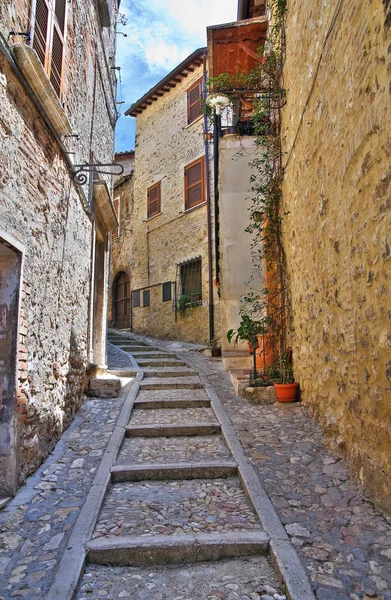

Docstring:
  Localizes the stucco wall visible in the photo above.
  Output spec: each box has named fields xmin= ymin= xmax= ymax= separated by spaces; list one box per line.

xmin=130 ymin=64 xmax=219 ymax=344
xmin=281 ymin=0 xmax=391 ymax=514
xmin=0 ymin=0 xmax=117 ymax=488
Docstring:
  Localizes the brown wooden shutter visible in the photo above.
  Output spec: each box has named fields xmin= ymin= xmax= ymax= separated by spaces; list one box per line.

xmin=187 ymin=79 xmax=203 ymax=124
xmin=185 ymin=158 xmax=205 ymax=209
xmin=33 ymin=0 xmax=49 ymax=67
xmin=147 ymin=182 xmax=161 ymax=218
xmin=50 ymin=0 xmax=66 ymax=97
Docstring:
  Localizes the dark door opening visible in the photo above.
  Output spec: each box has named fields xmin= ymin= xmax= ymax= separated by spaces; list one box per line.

xmin=114 ymin=272 xmax=131 ymax=329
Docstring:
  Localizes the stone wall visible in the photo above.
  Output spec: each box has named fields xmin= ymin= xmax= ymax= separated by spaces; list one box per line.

xmin=281 ymin=0 xmax=391 ymax=514
xmin=130 ymin=64 xmax=219 ymax=344
xmin=0 ymin=0 xmax=118 ymax=490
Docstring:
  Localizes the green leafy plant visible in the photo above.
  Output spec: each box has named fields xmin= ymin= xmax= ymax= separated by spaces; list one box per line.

xmin=269 ymin=349 xmax=295 ymax=384
xmin=177 ymin=292 xmax=201 ymax=316
xmin=208 ymin=338 xmax=221 ymax=349
xmin=227 ymin=314 xmax=267 ymax=347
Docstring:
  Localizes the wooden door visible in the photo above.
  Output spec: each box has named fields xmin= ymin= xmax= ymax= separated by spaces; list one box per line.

xmin=114 ymin=272 xmax=130 ymax=329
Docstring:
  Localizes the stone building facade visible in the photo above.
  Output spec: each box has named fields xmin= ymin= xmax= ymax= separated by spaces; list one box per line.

xmin=109 ymin=151 xmax=134 ymax=329
xmin=0 ymin=0 xmax=119 ymax=497
xmin=280 ymin=0 xmax=391 ymax=514
xmin=125 ymin=50 xmax=220 ymax=344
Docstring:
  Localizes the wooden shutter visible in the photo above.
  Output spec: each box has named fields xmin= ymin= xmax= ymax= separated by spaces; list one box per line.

xmin=162 ymin=282 xmax=172 ymax=302
xmin=147 ymin=182 xmax=161 ymax=218
xmin=50 ymin=0 xmax=66 ymax=97
xmin=112 ymin=198 xmax=120 ymax=239
xmin=185 ymin=158 xmax=205 ymax=209
xmin=32 ymin=0 xmax=49 ymax=67
xmin=31 ymin=0 xmax=66 ymax=98
xmin=187 ymin=79 xmax=203 ymax=124
xmin=143 ymin=289 xmax=150 ymax=307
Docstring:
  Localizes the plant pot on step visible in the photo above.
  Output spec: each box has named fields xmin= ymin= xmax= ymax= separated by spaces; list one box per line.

xmin=274 ymin=382 xmax=299 ymax=402
xmin=211 ymin=347 xmax=221 ymax=357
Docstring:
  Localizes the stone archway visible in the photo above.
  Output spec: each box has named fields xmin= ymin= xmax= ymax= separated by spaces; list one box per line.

xmin=113 ymin=271 xmax=131 ymax=329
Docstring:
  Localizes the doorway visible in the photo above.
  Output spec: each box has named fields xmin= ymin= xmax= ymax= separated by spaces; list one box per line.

xmin=114 ymin=272 xmax=131 ymax=329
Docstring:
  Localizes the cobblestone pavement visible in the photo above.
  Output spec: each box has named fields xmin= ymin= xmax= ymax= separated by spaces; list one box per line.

xmin=92 ymin=478 xmax=261 ymax=539
xmin=115 ymin=436 xmax=232 ymax=465
xmin=129 ymin=407 xmax=218 ymax=425
xmin=75 ymin=557 xmax=282 ymax=600
xmin=0 ymin=345 xmax=127 ymax=600
xmin=141 ymin=337 xmax=391 ymax=600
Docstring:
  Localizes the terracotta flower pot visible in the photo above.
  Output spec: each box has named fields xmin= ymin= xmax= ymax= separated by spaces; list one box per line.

xmin=274 ymin=382 xmax=299 ymax=402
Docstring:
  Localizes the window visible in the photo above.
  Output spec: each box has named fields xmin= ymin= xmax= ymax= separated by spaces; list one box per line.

xmin=143 ymin=289 xmax=150 ymax=307
xmin=112 ymin=197 xmax=120 ymax=239
xmin=31 ymin=0 xmax=66 ymax=98
xmin=180 ymin=258 xmax=202 ymax=302
xmin=184 ymin=157 xmax=205 ymax=210
xmin=133 ymin=289 xmax=140 ymax=308
xmin=162 ymin=282 xmax=172 ymax=302
xmin=147 ymin=182 xmax=161 ymax=218
xmin=187 ymin=79 xmax=203 ymax=124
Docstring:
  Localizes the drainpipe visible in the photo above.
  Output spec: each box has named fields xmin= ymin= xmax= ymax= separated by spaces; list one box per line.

xmin=213 ymin=111 xmax=221 ymax=293
xmin=203 ymin=50 xmax=214 ymax=341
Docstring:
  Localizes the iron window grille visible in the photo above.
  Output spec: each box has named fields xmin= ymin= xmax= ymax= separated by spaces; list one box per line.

xmin=180 ymin=258 xmax=202 ymax=306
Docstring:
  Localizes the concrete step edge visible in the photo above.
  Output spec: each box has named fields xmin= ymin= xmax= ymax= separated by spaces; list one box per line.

xmin=110 ymin=461 xmax=238 ymax=481
xmin=86 ymin=531 xmax=270 ymax=566
xmin=139 ymin=382 xmax=204 ymax=390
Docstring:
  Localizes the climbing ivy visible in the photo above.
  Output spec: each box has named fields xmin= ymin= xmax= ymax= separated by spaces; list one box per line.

xmin=208 ymin=0 xmax=288 ymax=355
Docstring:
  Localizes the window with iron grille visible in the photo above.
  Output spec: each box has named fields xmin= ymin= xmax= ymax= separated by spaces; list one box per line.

xmin=162 ymin=282 xmax=172 ymax=302
xmin=133 ymin=289 xmax=140 ymax=308
xmin=30 ymin=0 xmax=67 ymax=98
xmin=147 ymin=182 xmax=161 ymax=218
xmin=184 ymin=157 xmax=205 ymax=210
xmin=143 ymin=289 xmax=150 ymax=307
xmin=180 ymin=258 xmax=202 ymax=304
xmin=187 ymin=79 xmax=203 ymax=124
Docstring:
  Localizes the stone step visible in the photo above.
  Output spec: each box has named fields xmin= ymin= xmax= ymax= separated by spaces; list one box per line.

xmin=86 ymin=531 xmax=269 ymax=566
xmin=125 ymin=423 xmax=221 ymax=437
xmin=129 ymin=407 xmax=217 ymax=426
xmin=143 ymin=368 xmax=197 ymax=378
xmin=133 ymin=352 xmax=177 ymax=359
xmin=134 ymin=398 xmax=211 ymax=409
xmin=136 ymin=359 xmax=187 ymax=367
xmin=115 ymin=436 xmax=232 ymax=466
xmin=91 ymin=477 xmax=262 ymax=542
xmin=120 ymin=346 xmax=160 ymax=352
xmin=139 ymin=379 xmax=203 ymax=390
xmin=108 ymin=369 xmax=138 ymax=377
xmin=110 ymin=461 xmax=238 ymax=482
xmin=136 ymin=389 xmax=209 ymax=401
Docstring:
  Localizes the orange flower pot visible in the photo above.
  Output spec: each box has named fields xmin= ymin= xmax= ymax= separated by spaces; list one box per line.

xmin=274 ymin=382 xmax=299 ymax=402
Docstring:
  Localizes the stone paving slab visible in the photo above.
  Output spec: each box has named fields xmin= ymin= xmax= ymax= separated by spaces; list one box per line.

xmin=129 ymin=407 xmax=218 ymax=425
xmin=75 ymin=555 xmax=283 ymax=599
xmin=115 ymin=436 xmax=233 ymax=466
xmin=92 ymin=478 xmax=261 ymax=539
xmin=136 ymin=358 xmax=187 ymax=366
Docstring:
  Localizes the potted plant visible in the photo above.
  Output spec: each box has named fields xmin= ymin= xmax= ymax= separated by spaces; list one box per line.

xmin=271 ymin=349 xmax=299 ymax=402
xmin=208 ymin=338 xmax=221 ymax=357
xmin=227 ymin=314 xmax=265 ymax=352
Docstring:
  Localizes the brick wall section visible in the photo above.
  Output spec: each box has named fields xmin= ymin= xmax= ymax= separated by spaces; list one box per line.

xmin=281 ymin=0 xmax=391 ymax=514
xmin=0 ymin=1 xmax=118 ymax=486
xmin=130 ymin=64 xmax=219 ymax=344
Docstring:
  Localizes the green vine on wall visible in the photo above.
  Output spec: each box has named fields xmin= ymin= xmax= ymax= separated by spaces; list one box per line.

xmin=208 ymin=0 xmax=288 ymax=355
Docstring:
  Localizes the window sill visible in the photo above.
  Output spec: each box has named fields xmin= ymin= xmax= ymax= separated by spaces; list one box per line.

xmin=12 ymin=44 xmax=71 ymax=137
xmin=183 ymin=201 xmax=207 ymax=214
xmin=145 ymin=211 xmax=162 ymax=222
xmin=185 ymin=114 xmax=204 ymax=129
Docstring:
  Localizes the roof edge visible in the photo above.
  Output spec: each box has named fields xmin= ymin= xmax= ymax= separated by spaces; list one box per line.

xmin=125 ymin=47 xmax=206 ymax=117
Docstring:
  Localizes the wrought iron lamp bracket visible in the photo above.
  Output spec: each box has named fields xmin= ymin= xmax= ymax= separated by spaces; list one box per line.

xmin=72 ymin=163 xmax=124 ymax=186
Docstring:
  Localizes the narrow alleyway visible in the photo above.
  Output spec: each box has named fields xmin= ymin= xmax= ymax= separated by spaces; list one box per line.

xmin=0 ymin=332 xmax=390 ymax=600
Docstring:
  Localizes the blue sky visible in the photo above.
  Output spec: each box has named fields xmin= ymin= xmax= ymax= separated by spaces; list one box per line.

xmin=115 ymin=0 xmax=238 ymax=152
